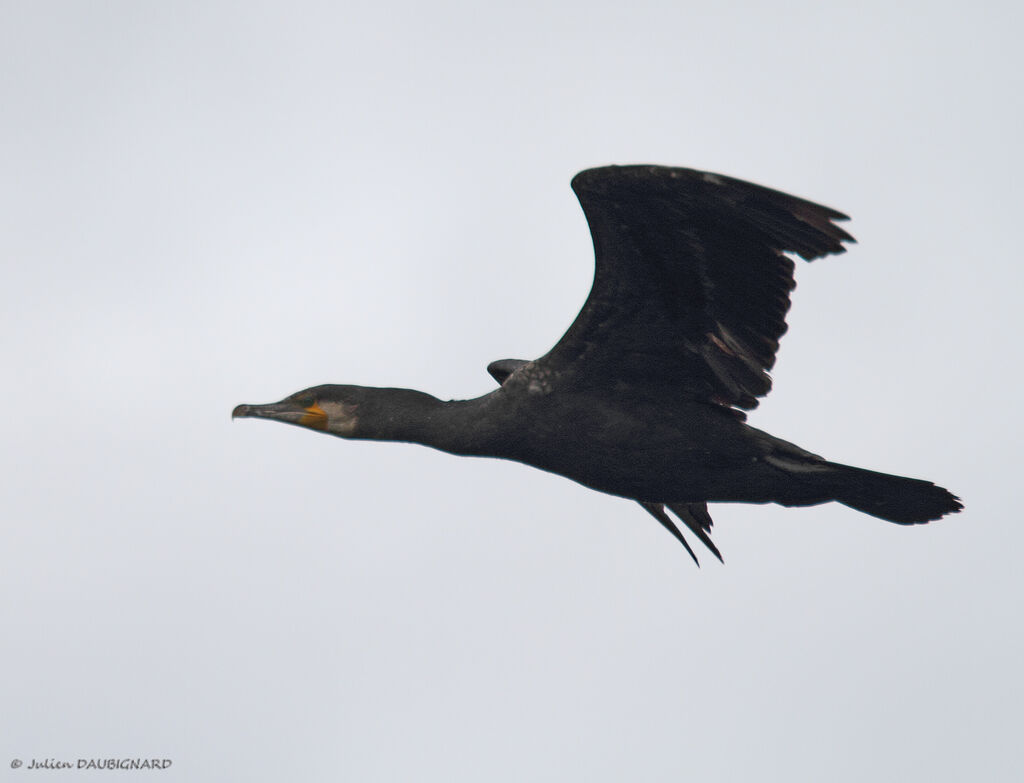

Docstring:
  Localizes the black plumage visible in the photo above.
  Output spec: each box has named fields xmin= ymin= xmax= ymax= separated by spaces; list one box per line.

xmin=233 ymin=165 xmax=961 ymax=564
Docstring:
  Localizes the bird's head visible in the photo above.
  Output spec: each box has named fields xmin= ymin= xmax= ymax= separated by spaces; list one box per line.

xmin=232 ymin=384 xmax=362 ymax=438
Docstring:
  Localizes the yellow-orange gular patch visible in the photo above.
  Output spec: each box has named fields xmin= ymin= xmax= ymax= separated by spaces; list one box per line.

xmin=298 ymin=402 xmax=329 ymax=430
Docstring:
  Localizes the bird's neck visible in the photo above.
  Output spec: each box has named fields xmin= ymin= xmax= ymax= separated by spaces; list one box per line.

xmin=352 ymin=388 xmax=505 ymax=457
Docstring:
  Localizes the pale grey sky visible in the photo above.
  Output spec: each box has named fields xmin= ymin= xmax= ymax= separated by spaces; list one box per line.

xmin=2 ymin=2 xmax=1021 ymax=781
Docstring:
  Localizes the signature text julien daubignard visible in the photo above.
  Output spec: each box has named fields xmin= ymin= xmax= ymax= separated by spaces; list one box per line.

xmin=26 ymin=758 xmax=172 ymax=770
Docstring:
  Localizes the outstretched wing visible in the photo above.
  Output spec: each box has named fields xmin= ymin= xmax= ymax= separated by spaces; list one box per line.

xmin=538 ymin=165 xmax=854 ymax=411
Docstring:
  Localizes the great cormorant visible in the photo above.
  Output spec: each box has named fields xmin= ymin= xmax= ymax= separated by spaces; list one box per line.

xmin=233 ymin=165 xmax=961 ymax=564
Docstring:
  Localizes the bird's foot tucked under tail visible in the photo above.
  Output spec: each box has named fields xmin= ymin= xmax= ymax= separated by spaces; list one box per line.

xmin=639 ymin=501 xmax=723 ymax=565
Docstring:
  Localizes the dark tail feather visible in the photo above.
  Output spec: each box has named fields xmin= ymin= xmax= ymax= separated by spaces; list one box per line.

xmin=816 ymin=462 xmax=962 ymax=524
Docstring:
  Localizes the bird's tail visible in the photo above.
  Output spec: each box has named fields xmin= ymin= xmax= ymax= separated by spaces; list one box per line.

xmin=767 ymin=456 xmax=962 ymax=524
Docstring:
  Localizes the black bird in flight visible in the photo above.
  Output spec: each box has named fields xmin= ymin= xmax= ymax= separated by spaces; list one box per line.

xmin=234 ymin=165 xmax=961 ymax=564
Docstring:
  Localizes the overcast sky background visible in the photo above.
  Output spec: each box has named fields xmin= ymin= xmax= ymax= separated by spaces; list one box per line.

xmin=2 ymin=2 xmax=1021 ymax=781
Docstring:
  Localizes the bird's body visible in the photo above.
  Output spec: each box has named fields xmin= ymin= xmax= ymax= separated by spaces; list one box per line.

xmin=320 ymin=381 xmax=768 ymax=500
xmin=234 ymin=165 xmax=961 ymax=563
